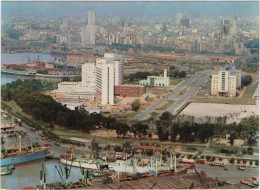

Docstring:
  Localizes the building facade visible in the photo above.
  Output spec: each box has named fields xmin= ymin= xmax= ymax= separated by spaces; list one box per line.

xmin=96 ymin=53 xmax=123 ymax=105
xmin=211 ymin=70 xmax=237 ymax=97
xmin=139 ymin=69 xmax=170 ymax=87
xmin=115 ymin=85 xmax=146 ymax=97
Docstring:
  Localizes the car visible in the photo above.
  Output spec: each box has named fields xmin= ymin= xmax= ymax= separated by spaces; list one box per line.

xmin=54 ymin=142 xmax=60 ymax=146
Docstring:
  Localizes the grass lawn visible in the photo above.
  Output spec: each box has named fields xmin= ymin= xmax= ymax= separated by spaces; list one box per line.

xmin=170 ymin=78 xmax=183 ymax=85
xmin=156 ymin=100 xmax=175 ymax=110
xmin=242 ymin=82 xmax=258 ymax=99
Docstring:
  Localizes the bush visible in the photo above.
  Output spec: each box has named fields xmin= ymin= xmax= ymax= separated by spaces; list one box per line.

xmin=114 ymin=145 xmax=123 ymax=152
xmin=229 ymin=157 xmax=235 ymax=164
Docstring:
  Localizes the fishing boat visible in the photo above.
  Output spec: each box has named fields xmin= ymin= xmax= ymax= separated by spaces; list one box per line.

xmin=1 ymin=135 xmax=49 ymax=166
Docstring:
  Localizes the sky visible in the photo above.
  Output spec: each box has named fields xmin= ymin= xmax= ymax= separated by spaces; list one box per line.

xmin=2 ymin=1 xmax=259 ymax=18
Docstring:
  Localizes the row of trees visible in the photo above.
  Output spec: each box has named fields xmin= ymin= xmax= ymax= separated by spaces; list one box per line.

xmin=1 ymin=79 xmax=117 ymax=133
xmin=156 ymin=112 xmax=258 ymax=146
xmin=124 ymin=71 xmax=160 ymax=82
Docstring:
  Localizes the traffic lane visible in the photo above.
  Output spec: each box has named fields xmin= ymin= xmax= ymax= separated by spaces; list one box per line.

xmin=134 ymin=73 xmax=204 ymax=120
xmin=195 ymin=164 xmax=259 ymax=183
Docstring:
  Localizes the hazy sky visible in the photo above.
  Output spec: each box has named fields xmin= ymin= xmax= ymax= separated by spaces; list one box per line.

xmin=2 ymin=1 xmax=259 ymax=18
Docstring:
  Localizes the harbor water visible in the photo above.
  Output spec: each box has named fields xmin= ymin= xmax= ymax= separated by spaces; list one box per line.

xmin=1 ymin=53 xmax=63 ymax=65
xmin=1 ymin=159 xmax=82 ymax=189
xmin=1 ymin=53 xmax=65 ymax=85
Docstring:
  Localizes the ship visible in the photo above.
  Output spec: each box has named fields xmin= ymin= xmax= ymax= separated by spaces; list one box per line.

xmin=1 ymin=135 xmax=49 ymax=167
xmin=1 ymin=66 xmax=36 ymax=78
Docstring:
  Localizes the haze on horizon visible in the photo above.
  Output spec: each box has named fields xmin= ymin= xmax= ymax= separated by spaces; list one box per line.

xmin=2 ymin=1 xmax=259 ymax=18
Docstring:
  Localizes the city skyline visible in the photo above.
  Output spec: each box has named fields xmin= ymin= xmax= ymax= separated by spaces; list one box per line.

xmin=2 ymin=1 xmax=259 ymax=18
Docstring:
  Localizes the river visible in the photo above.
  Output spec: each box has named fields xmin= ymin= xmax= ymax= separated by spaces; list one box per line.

xmin=1 ymin=53 xmax=64 ymax=85
xmin=1 ymin=159 xmax=82 ymax=189
xmin=1 ymin=53 xmax=63 ymax=65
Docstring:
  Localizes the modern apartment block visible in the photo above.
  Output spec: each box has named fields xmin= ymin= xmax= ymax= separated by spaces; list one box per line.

xmin=96 ymin=53 xmax=123 ymax=105
xmin=234 ymin=70 xmax=242 ymax=89
xmin=211 ymin=70 xmax=237 ymax=97
xmin=56 ymin=62 xmax=96 ymax=99
xmin=55 ymin=53 xmax=123 ymax=105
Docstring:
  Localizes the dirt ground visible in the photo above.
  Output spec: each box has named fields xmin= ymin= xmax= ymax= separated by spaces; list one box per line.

xmin=181 ymin=103 xmax=257 ymax=124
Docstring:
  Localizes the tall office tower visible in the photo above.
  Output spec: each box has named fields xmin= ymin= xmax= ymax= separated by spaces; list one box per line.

xmin=175 ymin=13 xmax=183 ymax=28
xmin=221 ymin=19 xmax=230 ymax=36
xmin=181 ymin=18 xmax=190 ymax=28
xmin=82 ymin=10 xmax=96 ymax=46
xmin=211 ymin=71 xmax=236 ymax=97
xmin=229 ymin=17 xmax=238 ymax=36
xmin=88 ymin=10 xmax=95 ymax=25
xmin=96 ymin=53 xmax=123 ymax=105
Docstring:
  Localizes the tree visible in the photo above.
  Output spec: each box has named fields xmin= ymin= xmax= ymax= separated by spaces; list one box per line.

xmin=159 ymin=111 xmax=173 ymax=121
xmin=114 ymin=145 xmax=123 ymax=152
xmin=148 ymin=132 xmax=152 ymax=139
xmin=170 ymin=122 xmax=179 ymax=142
xmin=115 ymin=123 xmax=130 ymax=137
xmin=179 ymin=71 xmax=186 ymax=78
xmin=131 ymin=100 xmax=140 ymax=111
xmin=229 ymin=133 xmax=236 ymax=146
xmin=156 ymin=120 xmax=170 ymax=141
xmin=206 ymin=156 xmax=211 ymax=161
xmin=62 ymin=77 xmax=70 ymax=82
xmin=73 ymin=75 xmax=82 ymax=82
xmin=130 ymin=122 xmax=149 ymax=139
xmin=175 ymin=153 xmax=180 ymax=158
xmin=241 ymin=75 xmax=252 ymax=86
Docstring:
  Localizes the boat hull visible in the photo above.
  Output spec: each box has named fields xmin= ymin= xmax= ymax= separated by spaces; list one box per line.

xmin=60 ymin=158 xmax=101 ymax=170
xmin=1 ymin=148 xmax=49 ymax=166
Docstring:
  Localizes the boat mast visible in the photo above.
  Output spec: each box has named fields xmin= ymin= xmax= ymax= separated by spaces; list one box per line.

xmin=18 ymin=136 xmax=22 ymax=153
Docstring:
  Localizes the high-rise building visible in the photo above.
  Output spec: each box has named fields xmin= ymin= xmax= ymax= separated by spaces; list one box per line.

xmin=211 ymin=70 xmax=236 ymax=97
xmin=181 ymin=18 xmax=190 ymax=28
xmin=81 ymin=10 xmax=96 ymax=46
xmin=96 ymin=53 xmax=123 ymax=105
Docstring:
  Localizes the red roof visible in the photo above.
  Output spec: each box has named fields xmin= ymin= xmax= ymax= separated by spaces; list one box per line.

xmin=135 ymin=145 xmax=166 ymax=151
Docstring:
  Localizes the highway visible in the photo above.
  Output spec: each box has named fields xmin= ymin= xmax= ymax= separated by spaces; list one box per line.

xmin=133 ymin=71 xmax=210 ymax=121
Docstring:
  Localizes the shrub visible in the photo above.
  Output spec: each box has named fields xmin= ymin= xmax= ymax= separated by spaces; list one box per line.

xmin=229 ymin=157 xmax=235 ymax=164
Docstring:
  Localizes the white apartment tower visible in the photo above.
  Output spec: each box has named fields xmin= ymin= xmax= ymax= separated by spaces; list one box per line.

xmin=81 ymin=62 xmax=96 ymax=94
xmin=211 ymin=70 xmax=236 ymax=97
xmin=96 ymin=53 xmax=123 ymax=105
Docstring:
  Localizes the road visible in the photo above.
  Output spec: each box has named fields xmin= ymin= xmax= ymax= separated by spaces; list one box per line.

xmin=14 ymin=125 xmax=92 ymax=159
xmin=133 ymin=71 xmax=210 ymax=121
xmin=195 ymin=164 xmax=258 ymax=183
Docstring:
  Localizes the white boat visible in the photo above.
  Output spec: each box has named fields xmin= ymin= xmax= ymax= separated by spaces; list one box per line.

xmin=60 ymin=157 xmax=108 ymax=170
xmin=108 ymin=159 xmax=174 ymax=174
